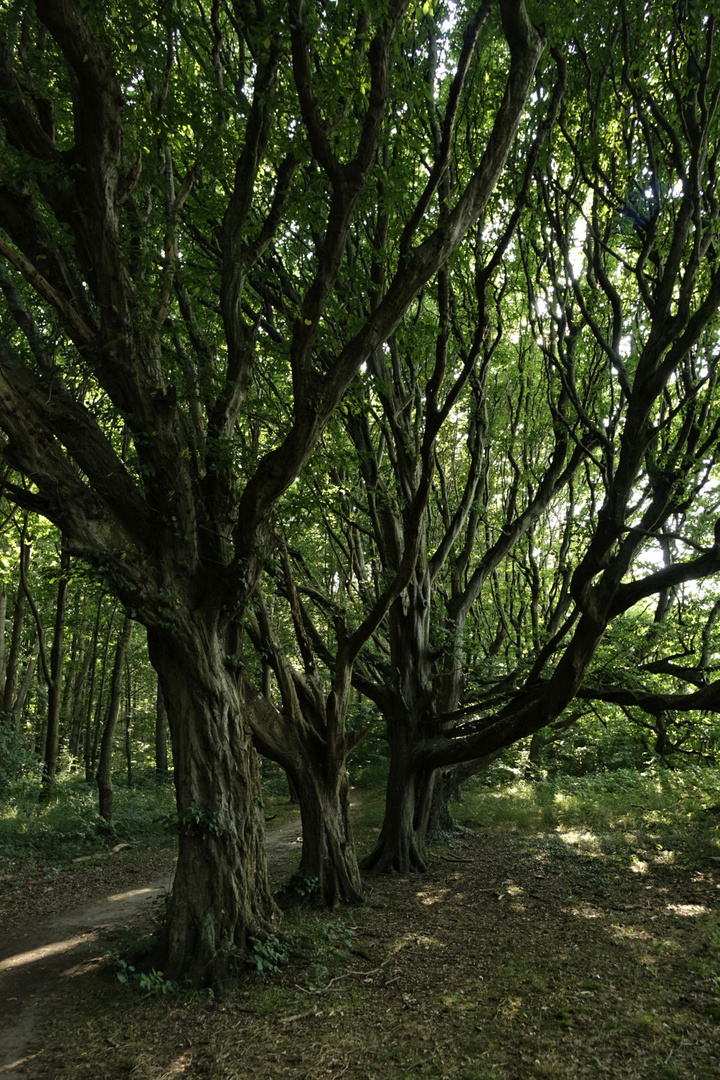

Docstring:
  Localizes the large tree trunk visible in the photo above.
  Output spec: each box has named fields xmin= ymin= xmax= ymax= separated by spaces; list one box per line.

xmin=427 ymin=755 xmax=501 ymax=836
xmin=427 ymin=768 xmax=461 ymax=838
xmin=147 ymin=621 xmax=278 ymax=988
xmin=284 ymin=759 xmax=362 ymax=906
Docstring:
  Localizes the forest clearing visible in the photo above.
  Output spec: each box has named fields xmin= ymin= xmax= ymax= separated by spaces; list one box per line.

xmin=1 ymin=766 xmax=719 ymax=1079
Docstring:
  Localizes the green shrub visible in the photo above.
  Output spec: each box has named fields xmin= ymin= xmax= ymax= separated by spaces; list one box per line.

xmin=0 ymin=727 xmax=40 ymax=797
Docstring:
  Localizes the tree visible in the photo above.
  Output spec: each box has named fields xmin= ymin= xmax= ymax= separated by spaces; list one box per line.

xmin=370 ymin=0 xmax=720 ymax=864
xmin=0 ymin=0 xmax=544 ymax=984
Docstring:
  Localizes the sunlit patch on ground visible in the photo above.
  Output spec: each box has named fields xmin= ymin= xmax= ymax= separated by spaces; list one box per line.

xmin=0 ymin=933 xmax=95 ymax=973
xmin=6 ymin=779 xmax=720 ymax=1080
xmin=396 ymin=932 xmax=446 ymax=951
xmin=610 ymin=923 xmax=654 ymax=940
xmin=555 ymin=827 xmax=603 ymax=853
xmin=414 ymin=887 xmax=450 ymax=906
xmin=166 ymin=1051 xmax=193 ymax=1074
xmin=492 ymin=879 xmax=520 ymax=895
xmin=566 ymin=902 xmax=605 ymax=920
xmin=665 ymin=903 xmax=710 ymax=917
xmin=651 ymin=848 xmax=675 ymax=865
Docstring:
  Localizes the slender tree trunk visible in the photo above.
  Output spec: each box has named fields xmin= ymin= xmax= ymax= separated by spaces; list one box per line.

xmin=61 ymin=594 xmax=86 ymax=750
xmin=88 ymin=601 xmax=117 ymax=778
xmin=67 ymin=647 xmax=90 ymax=763
xmin=147 ymin=621 xmax=278 ymax=988
xmin=34 ymin=680 xmax=48 ymax=750
xmin=124 ymin=654 xmax=133 ymax=787
xmin=0 ymin=583 xmax=7 ymax=704
xmin=155 ymin=679 xmax=169 ymax=777
xmin=528 ymin=729 xmax=544 ymax=764
xmin=42 ymin=545 xmax=70 ymax=792
xmin=82 ymin=596 xmax=105 ymax=780
xmin=90 ymin=686 xmax=105 ymax=777
xmin=3 ymin=542 xmax=30 ymax=722
xmin=13 ymin=636 xmax=39 ymax=730
xmin=96 ymin=615 xmax=132 ymax=822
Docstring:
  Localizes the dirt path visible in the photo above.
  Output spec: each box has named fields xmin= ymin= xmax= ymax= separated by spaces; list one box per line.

xmin=0 ymin=814 xmax=304 ymax=1078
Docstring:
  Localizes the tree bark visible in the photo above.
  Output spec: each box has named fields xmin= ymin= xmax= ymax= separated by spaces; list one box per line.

xmin=124 ymin=654 xmax=132 ymax=787
xmin=0 ymin=583 xmax=6 ymax=702
xmin=283 ymin=758 xmax=362 ymax=906
xmin=363 ymin=761 xmax=431 ymax=874
xmin=427 ymin=769 xmax=462 ymax=838
xmin=147 ymin=621 xmax=278 ymax=988
xmin=12 ymin=636 xmax=38 ymax=728
xmin=246 ymin=577 xmax=366 ymax=907
xmin=67 ymin=646 xmax=90 ymax=764
xmin=362 ymin=579 xmax=437 ymax=874
xmin=155 ymin=678 xmax=169 ymax=778
xmin=87 ymin=600 xmax=116 ymax=779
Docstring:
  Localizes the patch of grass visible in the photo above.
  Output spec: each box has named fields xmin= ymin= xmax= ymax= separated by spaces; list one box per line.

xmin=456 ymin=763 xmax=720 ymax=843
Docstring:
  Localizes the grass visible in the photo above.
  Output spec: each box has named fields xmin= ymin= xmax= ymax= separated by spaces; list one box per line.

xmin=456 ymin=762 xmax=720 ymax=836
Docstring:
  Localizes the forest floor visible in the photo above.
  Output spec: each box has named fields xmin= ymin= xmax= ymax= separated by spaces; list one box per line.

xmin=1 ymin=792 xmax=719 ymax=1079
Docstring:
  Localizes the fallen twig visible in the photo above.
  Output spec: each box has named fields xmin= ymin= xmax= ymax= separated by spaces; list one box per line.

xmin=279 ymin=1006 xmax=322 ymax=1023
xmin=297 ymin=954 xmax=395 ymax=995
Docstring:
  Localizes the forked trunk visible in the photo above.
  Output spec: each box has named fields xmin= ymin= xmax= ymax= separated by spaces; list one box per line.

xmin=286 ymin=762 xmax=363 ymax=906
xmin=148 ymin=623 xmax=278 ymax=988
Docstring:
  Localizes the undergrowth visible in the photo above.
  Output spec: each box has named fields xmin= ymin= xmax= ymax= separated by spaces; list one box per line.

xmin=0 ymin=766 xmax=176 ymax=865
